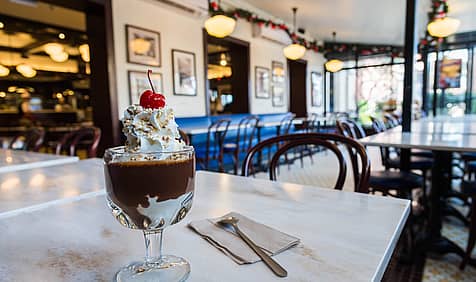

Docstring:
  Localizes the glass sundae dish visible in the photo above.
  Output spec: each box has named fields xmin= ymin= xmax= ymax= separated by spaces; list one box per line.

xmin=104 ymin=70 xmax=195 ymax=281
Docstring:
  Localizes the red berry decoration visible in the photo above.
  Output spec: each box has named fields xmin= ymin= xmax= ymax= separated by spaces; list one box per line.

xmin=139 ymin=70 xmax=166 ymax=109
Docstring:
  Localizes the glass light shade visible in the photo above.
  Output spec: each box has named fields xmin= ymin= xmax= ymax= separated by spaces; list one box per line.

xmin=427 ymin=17 xmax=460 ymax=38
xmin=131 ymin=38 xmax=151 ymax=54
xmin=50 ymin=51 xmax=69 ymax=62
xmin=0 ymin=65 xmax=9 ymax=77
xmin=283 ymin=44 xmax=306 ymax=60
xmin=79 ymin=44 xmax=90 ymax=62
xmin=44 ymin=43 xmax=64 ymax=55
xmin=325 ymin=59 xmax=344 ymax=73
xmin=16 ymin=64 xmax=37 ymax=78
xmin=205 ymin=15 xmax=236 ymax=38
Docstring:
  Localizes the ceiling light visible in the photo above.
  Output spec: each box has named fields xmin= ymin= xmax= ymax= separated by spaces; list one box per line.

xmin=50 ymin=51 xmax=69 ymax=62
xmin=58 ymin=33 xmax=66 ymax=39
xmin=0 ymin=92 xmax=5 ymax=98
xmin=205 ymin=15 xmax=236 ymax=38
xmin=0 ymin=22 xmax=4 ymax=29
xmin=44 ymin=43 xmax=64 ymax=55
xmin=0 ymin=65 xmax=9 ymax=77
xmin=79 ymin=44 xmax=90 ymax=62
xmin=283 ymin=7 xmax=306 ymax=60
xmin=284 ymin=44 xmax=306 ymax=60
xmin=427 ymin=17 xmax=460 ymax=38
xmin=325 ymin=59 xmax=344 ymax=73
xmin=204 ymin=2 xmax=236 ymax=39
xmin=219 ymin=53 xmax=227 ymax=66
xmin=16 ymin=64 xmax=37 ymax=78
xmin=325 ymin=32 xmax=343 ymax=73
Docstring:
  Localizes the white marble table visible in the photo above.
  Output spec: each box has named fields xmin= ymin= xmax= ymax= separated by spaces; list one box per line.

xmin=387 ymin=115 xmax=476 ymax=135
xmin=0 ymin=171 xmax=409 ymax=281
xmin=0 ymin=158 xmax=104 ymax=217
xmin=0 ymin=149 xmax=79 ymax=173
xmin=360 ymin=129 xmax=475 ymax=262
xmin=359 ymin=131 xmax=476 ymax=152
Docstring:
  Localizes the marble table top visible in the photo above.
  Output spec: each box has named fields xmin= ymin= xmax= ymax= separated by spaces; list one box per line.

xmin=0 ymin=171 xmax=409 ymax=281
xmin=0 ymin=149 xmax=79 ymax=173
xmin=360 ymin=131 xmax=476 ymax=152
xmin=0 ymin=158 xmax=104 ymax=217
xmin=387 ymin=118 xmax=476 ymax=135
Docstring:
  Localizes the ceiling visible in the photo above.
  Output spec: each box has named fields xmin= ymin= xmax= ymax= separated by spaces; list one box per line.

xmin=0 ymin=0 xmax=85 ymax=31
xmin=242 ymin=0 xmax=476 ymax=45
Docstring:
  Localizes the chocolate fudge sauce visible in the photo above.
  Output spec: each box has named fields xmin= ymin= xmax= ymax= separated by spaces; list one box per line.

xmin=105 ymin=157 xmax=195 ymax=229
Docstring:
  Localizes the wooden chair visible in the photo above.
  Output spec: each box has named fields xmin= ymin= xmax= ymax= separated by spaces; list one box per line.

xmin=196 ymin=119 xmax=231 ymax=172
xmin=223 ymin=115 xmax=260 ymax=175
xmin=8 ymin=127 xmax=45 ymax=152
xmin=336 ymin=119 xmax=422 ymax=197
xmin=55 ymin=127 xmax=101 ymax=158
xmin=460 ymin=180 xmax=476 ymax=269
xmin=178 ymin=129 xmax=190 ymax=145
xmin=242 ymin=133 xmax=370 ymax=193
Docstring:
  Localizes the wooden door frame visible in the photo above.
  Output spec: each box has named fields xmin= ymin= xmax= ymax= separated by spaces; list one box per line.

xmin=203 ymin=31 xmax=251 ymax=115
xmin=40 ymin=0 xmax=120 ymax=154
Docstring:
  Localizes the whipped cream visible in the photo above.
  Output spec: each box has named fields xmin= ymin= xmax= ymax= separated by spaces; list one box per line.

xmin=122 ymin=104 xmax=185 ymax=152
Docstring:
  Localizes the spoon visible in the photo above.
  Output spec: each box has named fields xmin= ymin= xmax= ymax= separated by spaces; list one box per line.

xmin=217 ymin=216 xmax=288 ymax=277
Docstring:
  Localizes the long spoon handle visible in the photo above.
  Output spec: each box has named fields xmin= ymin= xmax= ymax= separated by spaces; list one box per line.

xmin=234 ymin=225 xmax=287 ymax=277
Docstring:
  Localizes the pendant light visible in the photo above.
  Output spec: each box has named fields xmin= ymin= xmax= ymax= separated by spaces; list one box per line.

xmin=16 ymin=63 xmax=36 ymax=78
xmin=325 ymin=32 xmax=343 ymax=73
xmin=427 ymin=17 xmax=460 ymax=38
xmin=205 ymin=0 xmax=236 ymax=38
xmin=0 ymin=65 xmax=9 ymax=77
xmin=283 ymin=7 xmax=306 ymax=60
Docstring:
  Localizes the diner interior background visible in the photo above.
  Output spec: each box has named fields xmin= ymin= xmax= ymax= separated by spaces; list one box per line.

xmin=0 ymin=0 xmax=92 ymax=127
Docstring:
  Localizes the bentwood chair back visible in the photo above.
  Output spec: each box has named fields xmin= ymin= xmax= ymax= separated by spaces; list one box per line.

xmin=56 ymin=127 xmax=101 ymax=158
xmin=178 ymin=129 xmax=190 ymax=145
xmin=223 ymin=115 xmax=260 ymax=175
xmin=198 ymin=119 xmax=231 ymax=172
xmin=9 ymin=127 xmax=45 ymax=152
xmin=242 ymin=133 xmax=370 ymax=193
xmin=278 ymin=113 xmax=296 ymax=135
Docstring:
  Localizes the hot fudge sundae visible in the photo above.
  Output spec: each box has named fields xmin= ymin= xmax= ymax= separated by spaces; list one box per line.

xmin=104 ymin=70 xmax=195 ymax=230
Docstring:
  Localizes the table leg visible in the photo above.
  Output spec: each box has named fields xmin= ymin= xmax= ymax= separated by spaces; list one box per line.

xmin=424 ymin=151 xmax=472 ymax=262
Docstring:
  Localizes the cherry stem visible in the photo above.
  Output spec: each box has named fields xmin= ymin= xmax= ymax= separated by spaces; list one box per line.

xmin=147 ymin=70 xmax=156 ymax=93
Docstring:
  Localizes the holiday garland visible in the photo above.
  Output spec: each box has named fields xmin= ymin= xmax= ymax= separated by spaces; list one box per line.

xmin=209 ymin=1 xmax=401 ymax=57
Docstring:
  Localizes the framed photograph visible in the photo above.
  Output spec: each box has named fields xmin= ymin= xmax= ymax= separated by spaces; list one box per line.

xmin=311 ymin=71 xmax=323 ymax=107
xmin=128 ymin=71 xmax=163 ymax=104
xmin=271 ymin=61 xmax=285 ymax=107
xmin=126 ymin=24 xmax=161 ymax=66
xmin=172 ymin=49 xmax=197 ymax=96
xmin=255 ymin=66 xmax=270 ymax=99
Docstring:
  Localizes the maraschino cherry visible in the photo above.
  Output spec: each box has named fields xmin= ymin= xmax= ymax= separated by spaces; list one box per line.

xmin=139 ymin=70 xmax=166 ymax=109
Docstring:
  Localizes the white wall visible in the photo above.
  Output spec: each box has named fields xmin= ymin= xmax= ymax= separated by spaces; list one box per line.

xmin=112 ymin=0 xmax=206 ymax=118
xmin=112 ymin=0 xmax=326 ymax=118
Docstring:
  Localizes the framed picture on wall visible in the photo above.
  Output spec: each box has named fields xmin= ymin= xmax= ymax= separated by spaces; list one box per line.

xmin=311 ymin=71 xmax=323 ymax=107
xmin=255 ymin=66 xmax=270 ymax=99
xmin=172 ymin=49 xmax=197 ymax=96
xmin=126 ymin=24 xmax=161 ymax=67
xmin=271 ymin=61 xmax=285 ymax=107
xmin=128 ymin=70 xmax=163 ymax=104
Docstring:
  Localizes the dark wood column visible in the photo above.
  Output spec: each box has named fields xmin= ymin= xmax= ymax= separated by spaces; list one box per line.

xmin=402 ymin=0 xmax=418 ymax=132
xmin=421 ymin=49 xmax=429 ymax=114
xmin=86 ymin=0 xmax=120 ymax=154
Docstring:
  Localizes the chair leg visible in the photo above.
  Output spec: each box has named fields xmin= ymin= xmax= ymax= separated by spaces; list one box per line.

xmin=461 ymin=196 xmax=476 ymax=270
xmin=233 ymin=150 xmax=239 ymax=175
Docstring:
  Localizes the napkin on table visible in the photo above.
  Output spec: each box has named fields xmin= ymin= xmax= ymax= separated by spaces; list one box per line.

xmin=188 ymin=212 xmax=300 ymax=264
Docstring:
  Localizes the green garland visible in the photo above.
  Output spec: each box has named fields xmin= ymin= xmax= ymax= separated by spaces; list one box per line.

xmin=209 ymin=1 xmax=400 ymax=57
